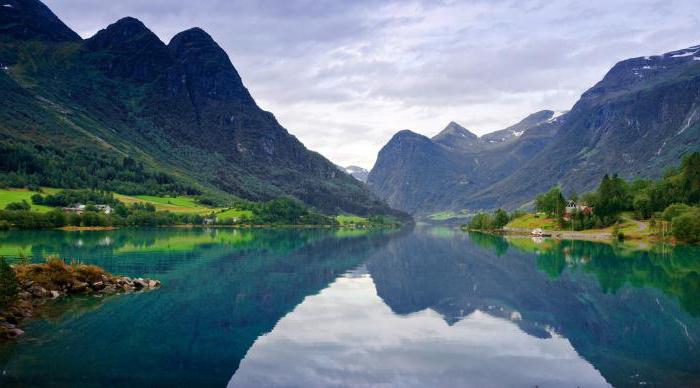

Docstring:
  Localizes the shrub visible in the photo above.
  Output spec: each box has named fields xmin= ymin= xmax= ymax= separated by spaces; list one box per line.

xmin=5 ymin=200 xmax=31 ymax=211
xmin=672 ymin=209 xmax=700 ymax=243
xmin=663 ymin=203 xmax=691 ymax=222
xmin=0 ymin=257 xmax=18 ymax=307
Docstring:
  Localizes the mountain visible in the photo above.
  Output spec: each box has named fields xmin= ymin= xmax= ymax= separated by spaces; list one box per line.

xmin=340 ymin=166 xmax=369 ymax=183
xmin=432 ymin=121 xmax=479 ymax=149
xmin=368 ymin=111 xmax=559 ymax=214
xmin=369 ymin=44 xmax=700 ymax=215
xmin=0 ymin=0 xmax=403 ymax=218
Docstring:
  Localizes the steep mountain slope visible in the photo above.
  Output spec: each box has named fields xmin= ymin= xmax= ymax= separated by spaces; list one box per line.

xmin=368 ymin=111 xmax=559 ymax=214
xmin=464 ymin=45 xmax=700 ymax=210
xmin=0 ymin=0 xmax=401 ymax=217
xmin=370 ymin=44 xmax=700 ymax=215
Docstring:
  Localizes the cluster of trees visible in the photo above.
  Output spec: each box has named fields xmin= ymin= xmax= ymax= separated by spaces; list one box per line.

xmin=464 ymin=153 xmax=700 ymax=243
xmin=31 ymin=189 xmax=120 ymax=207
xmin=0 ymin=142 xmax=199 ymax=197
xmin=0 ymin=204 xmax=206 ymax=230
xmin=246 ymin=198 xmax=338 ymax=226
xmin=0 ymin=192 xmax=349 ymax=230
xmin=535 ymin=152 xmax=700 ymax=242
xmin=467 ymin=208 xmax=523 ymax=231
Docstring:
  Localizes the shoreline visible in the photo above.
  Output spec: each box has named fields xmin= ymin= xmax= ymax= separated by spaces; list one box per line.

xmin=465 ymin=227 xmax=673 ymax=246
xmin=0 ymin=259 xmax=160 ymax=341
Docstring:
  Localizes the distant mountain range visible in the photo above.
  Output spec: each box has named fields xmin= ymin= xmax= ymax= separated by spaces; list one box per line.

xmin=369 ymin=44 xmax=700 ymax=216
xmin=339 ymin=166 xmax=369 ymax=183
xmin=0 ymin=0 xmax=402 ymax=218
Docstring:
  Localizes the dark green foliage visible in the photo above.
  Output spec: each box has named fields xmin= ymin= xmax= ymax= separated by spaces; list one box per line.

xmin=250 ymin=198 xmax=335 ymax=226
xmin=5 ymin=200 xmax=30 ymax=211
xmin=672 ymin=209 xmax=700 ymax=243
xmin=0 ymin=142 xmax=199 ymax=196
xmin=663 ymin=204 xmax=692 ymax=222
xmin=493 ymin=209 xmax=510 ymax=229
xmin=535 ymin=187 xmax=566 ymax=219
xmin=36 ymin=189 xmax=119 ymax=207
xmin=0 ymin=257 xmax=18 ymax=308
xmin=595 ymin=174 xmax=630 ymax=219
xmin=467 ymin=208 xmax=519 ymax=231
xmin=468 ymin=213 xmax=493 ymax=230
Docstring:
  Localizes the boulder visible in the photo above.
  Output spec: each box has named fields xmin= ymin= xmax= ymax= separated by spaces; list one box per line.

xmin=72 ymin=281 xmax=89 ymax=293
xmin=133 ymin=278 xmax=147 ymax=289
xmin=91 ymin=281 xmax=105 ymax=290
xmin=49 ymin=290 xmax=61 ymax=299
xmin=29 ymin=285 xmax=49 ymax=298
xmin=6 ymin=328 xmax=25 ymax=339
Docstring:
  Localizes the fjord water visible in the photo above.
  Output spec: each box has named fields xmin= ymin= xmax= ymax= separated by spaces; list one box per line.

xmin=0 ymin=228 xmax=698 ymax=387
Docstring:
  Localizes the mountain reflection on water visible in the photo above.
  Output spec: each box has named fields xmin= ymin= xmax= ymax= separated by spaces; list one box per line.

xmin=0 ymin=227 xmax=698 ymax=387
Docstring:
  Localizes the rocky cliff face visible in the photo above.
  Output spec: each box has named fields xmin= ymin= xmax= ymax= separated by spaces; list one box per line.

xmin=369 ymin=44 xmax=700 ymax=215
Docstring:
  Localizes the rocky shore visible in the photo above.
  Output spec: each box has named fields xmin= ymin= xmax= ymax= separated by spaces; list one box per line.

xmin=0 ymin=259 xmax=160 ymax=340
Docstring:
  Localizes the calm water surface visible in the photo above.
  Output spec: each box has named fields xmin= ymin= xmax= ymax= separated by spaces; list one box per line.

xmin=0 ymin=227 xmax=698 ymax=387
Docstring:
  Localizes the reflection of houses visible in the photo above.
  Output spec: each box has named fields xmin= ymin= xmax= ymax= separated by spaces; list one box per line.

xmin=203 ymin=217 xmax=217 ymax=225
xmin=563 ymin=200 xmax=593 ymax=221
xmin=62 ymin=204 xmax=112 ymax=215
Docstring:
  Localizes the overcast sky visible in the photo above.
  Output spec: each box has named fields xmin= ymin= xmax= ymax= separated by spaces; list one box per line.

xmin=45 ymin=0 xmax=700 ymax=169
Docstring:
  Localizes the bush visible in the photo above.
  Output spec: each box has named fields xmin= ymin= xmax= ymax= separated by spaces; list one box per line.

xmin=5 ymin=200 xmax=31 ymax=211
xmin=672 ymin=209 xmax=700 ymax=243
xmin=663 ymin=203 xmax=691 ymax=222
xmin=0 ymin=257 xmax=18 ymax=307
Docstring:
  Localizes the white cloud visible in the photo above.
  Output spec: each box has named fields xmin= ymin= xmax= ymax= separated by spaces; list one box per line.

xmin=45 ymin=0 xmax=700 ymax=168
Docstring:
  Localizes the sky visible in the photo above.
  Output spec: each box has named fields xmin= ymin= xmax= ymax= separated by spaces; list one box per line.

xmin=44 ymin=0 xmax=700 ymax=169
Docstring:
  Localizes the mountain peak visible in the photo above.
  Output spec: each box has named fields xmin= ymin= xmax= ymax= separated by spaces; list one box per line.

xmin=583 ymin=43 xmax=700 ymax=101
xmin=168 ymin=27 xmax=253 ymax=104
xmin=432 ymin=121 xmax=479 ymax=149
xmin=85 ymin=16 xmax=160 ymax=48
xmin=0 ymin=0 xmax=81 ymax=43
xmin=439 ymin=121 xmax=478 ymax=139
xmin=171 ymin=27 xmax=214 ymax=44
xmin=83 ymin=16 xmax=173 ymax=83
xmin=341 ymin=165 xmax=369 ymax=183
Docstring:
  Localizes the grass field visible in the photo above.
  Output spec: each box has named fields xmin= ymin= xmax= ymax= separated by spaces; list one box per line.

xmin=216 ymin=208 xmax=253 ymax=220
xmin=506 ymin=213 xmax=559 ymax=230
xmin=427 ymin=210 xmax=471 ymax=221
xmin=0 ymin=188 xmax=60 ymax=213
xmin=114 ymin=194 xmax=221 ymax=215
xmin=507 ymin=212 xmax=654 ymax=240
xmin=336 ymin=215 xmax=369 ymax=225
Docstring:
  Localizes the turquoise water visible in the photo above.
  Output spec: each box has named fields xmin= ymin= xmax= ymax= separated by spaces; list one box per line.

xmin=0 ymin=227 xmax=698 ymax=387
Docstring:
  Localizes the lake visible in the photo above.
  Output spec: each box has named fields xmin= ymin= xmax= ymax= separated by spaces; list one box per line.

xmin=0 ymin=227 xmax=698 ymax=387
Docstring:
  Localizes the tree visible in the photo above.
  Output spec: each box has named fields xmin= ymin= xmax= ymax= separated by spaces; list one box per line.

xmin=493 ymin=209 xmax=509 ymax=229
xmin=5 ymin=200 xmax=31 ymax=211
xmin=535 ymin=186 xmax=566 ymax=218
xmin=468 ymin=213 xmax=494 ymax=230
xmin=594 ymin=174 xmax=630 ymax=222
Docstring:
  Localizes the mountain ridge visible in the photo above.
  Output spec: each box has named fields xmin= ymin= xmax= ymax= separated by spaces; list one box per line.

xmin=0 ymin=0 xmax=405 ymax=219
xmin=369 ymin=43 xmax=700 ymax=215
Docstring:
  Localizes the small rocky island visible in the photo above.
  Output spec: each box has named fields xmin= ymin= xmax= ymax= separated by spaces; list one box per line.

xmin=0 ymin=257 xmax=160 ymax=340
